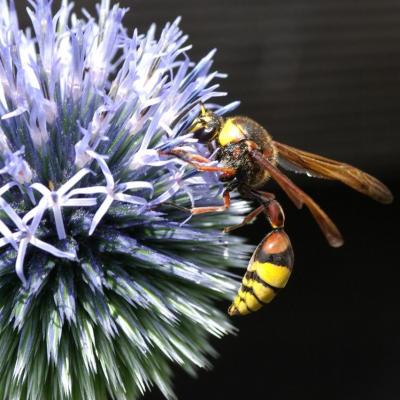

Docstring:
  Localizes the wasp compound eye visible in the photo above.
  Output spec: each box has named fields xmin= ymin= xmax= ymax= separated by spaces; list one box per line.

xmin=193 ymin=126 xmax=215 ymax=143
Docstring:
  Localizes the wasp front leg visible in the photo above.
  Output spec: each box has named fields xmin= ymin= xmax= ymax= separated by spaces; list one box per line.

xmin=228 ymin=198 xmax=294 ymax=316
xmin=161 ymin=147 xmax=236 ymax=177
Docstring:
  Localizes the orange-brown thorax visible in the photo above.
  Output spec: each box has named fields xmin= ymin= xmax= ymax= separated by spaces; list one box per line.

xmin=190 ymin=108 xmax=278 ymax=188
xmin=216 ymin=116 xmax=277 ymax=188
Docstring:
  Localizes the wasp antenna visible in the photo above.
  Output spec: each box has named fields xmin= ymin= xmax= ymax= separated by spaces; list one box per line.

xmin=200 ymin=102 xmax=207 ymax=116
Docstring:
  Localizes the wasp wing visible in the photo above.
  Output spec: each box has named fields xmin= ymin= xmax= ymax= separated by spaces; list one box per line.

xmin=273 ymin=141 xmax=393 ymax=204
xmin=250 ymin=149 xmax=344 ymax=248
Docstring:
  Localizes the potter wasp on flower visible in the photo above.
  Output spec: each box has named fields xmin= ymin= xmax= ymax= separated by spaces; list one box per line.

xmin=162 ymin=104 xmax=393 ymax=316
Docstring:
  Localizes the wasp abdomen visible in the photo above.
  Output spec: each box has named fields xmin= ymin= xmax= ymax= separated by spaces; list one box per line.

xmin=228 ymin=229 xmax=294 ymax=316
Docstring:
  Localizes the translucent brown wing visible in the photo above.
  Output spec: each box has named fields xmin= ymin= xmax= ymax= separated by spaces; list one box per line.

xmin=273 ymin=141 xmax=393 ymax=204
xmin=250 ymin=150 xmax=344 ymax=248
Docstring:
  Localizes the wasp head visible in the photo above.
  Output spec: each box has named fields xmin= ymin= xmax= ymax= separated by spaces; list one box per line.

xmin=188 ymin=103 xmax=223 ymax=143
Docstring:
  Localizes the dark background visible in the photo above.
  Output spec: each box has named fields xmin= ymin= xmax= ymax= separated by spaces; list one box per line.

xmin=20 ymin=1 xmax=400 ymax=399
xmin=135 ymin=1 xmax=400 ymax=399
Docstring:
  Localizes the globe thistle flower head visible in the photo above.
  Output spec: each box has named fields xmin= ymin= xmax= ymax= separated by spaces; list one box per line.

xmin=0 ymin=1 xmax=251 ymax=399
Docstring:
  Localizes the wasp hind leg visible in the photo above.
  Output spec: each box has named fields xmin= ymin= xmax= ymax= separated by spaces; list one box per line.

xmin=228 ymin=197 xmax=294 ymax=316
xmin=190 ymin=179 xmax=240 ymax=215
xmin=160 ymin=148 xmax=237 ymax=215
xmin=223 ymin=191 xmax=276 ymax=233
xmin=190 ymin=190 xmax=231 ymax=215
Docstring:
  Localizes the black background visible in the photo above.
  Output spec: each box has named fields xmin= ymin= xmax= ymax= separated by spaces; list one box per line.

xmin=18 ymin=1 xmax=400 ymax=399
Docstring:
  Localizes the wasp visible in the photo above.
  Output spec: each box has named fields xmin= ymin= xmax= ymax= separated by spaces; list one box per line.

xmin=163 ymin=104 xmax=393 ymax=316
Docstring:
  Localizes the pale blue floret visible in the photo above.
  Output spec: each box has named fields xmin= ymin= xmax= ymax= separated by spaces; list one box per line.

xmin=0 ymin=181 xmax=76 ymax=285
xmin=0 ymin=0 xmax=238 ymax=280
xmin=69 ymin=150 xmax=154 ymax=235
xmin=30 ymin=168 xmax=98 ymax=239
xmin=0 ymin=147 xmax=33 ymax=184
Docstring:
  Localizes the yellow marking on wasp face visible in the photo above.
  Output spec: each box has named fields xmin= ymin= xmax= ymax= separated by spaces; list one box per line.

xmin=254 ymin=261 xmax=291 ymax=289
xmin=218 ymin=119 xmax=245 ymax=146
xmin=252 ymin=281 xmax=276 ymax=303
xmin=189 ymin=120 xmax=203 ymax=133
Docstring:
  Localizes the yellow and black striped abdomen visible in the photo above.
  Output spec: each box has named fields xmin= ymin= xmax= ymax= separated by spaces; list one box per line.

xmin=228 ymin=229 xmax=294 ymax=316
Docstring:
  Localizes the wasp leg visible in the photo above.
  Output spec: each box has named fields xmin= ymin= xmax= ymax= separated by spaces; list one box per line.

xmin=191 ymin=190 xmax=231 ymax=215
xmin=223 ymin=205 xmax=264 ymax=233
xmin=251 ymin=190 xmax=275 ymax=202
xmin=223 ymin=191 xmax=276 ymax=233
xmin=248 ymin=190 xmax=285 ymax=228
xmin=163 ymin=148 xmax=211 ymax=163
xmin=160 ymin=148 xmax=236 ymax=177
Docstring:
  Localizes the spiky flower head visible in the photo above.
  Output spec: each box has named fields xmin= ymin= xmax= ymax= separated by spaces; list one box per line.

xmin=0 ymin=1 xmax=251 ymax=399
